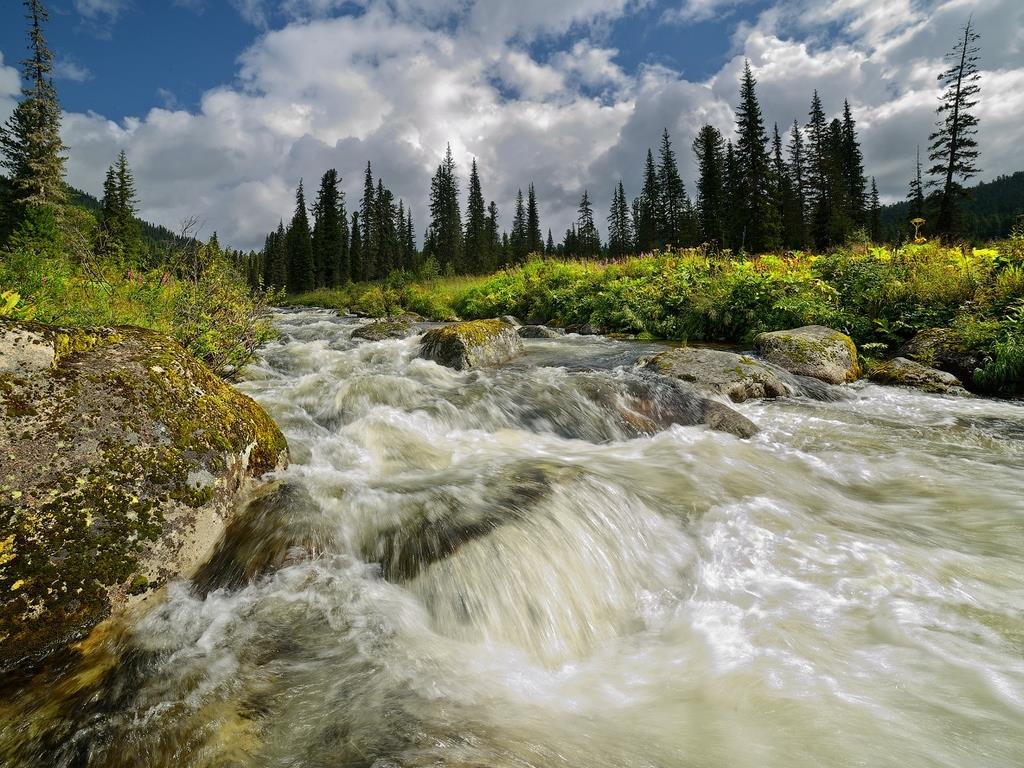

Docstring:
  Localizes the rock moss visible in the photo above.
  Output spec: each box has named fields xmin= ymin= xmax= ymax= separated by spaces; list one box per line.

xmin=753 ymin=325 xmax=861 ymax=384
xmin=0 ymin=320 xmax=287 ymax=672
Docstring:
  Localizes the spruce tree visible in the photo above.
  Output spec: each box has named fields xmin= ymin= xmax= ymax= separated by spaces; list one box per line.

xmin=286 ymin=180 xmax=314 ymax=293
xmin=636 ymin=149 xmax=660 ymax=252
xmin=784 ymin=120 xmax=808 ymax=249
xmin=733 ymin=61 xmax=780 ymax=253
xmin=545 ymin=228 xmax=555 ymax=255
xmin=840 ymin=100 xmax=867 ymax=227
xmin=576 ymin=190 xmax=600 ymax=258
xmin=928 ymin=18 xmax=981 ymax=240
xmin=264 ymin=221 xmax=288 ymax=289
xmin=657 ymin=128 xmax=693 ymax=249
xmin=428 ymin=144 xmax=464 ymax=271
xmin=607 ymin=180 xmax=632 ymax=258
xmin=693 ymin=124 xmax=726 ymax=247
xmin=404 ymin=206 xmax=416 ymax=269
xmin=526 ymin=183 xmax=543 ymax=254
xmin=806 ymin=90 xmax=832 ymax=249
xmin=97 ymin=151 xmax=142 ymax=264
xmin=0 ymin=0 xmax=66 ymax=218
xmin=464 ymin=158 xmax=488 ymax=272
xmin=349 ymin=211 xmax=362 ymax=282
xmin=771 ymin=124 xmax=790 ymax=248
xmin=825 ymin=118 xmax=852 ymax=243
xmin=485 ymin=201 xmax=500 ymax=269
xmin=724 ymin=140 xmax=741 ymax=250
xmin=869 ymin=177 xmax=881 ymax=242
xmin=360 ymin=162 xmax=376 ymax=280
xmin=312 ymin=169 xmax=345 ymax=287
xmin=510 ymin=188 xmax=527 ymax=263
xmin=907 ymin=145 xmax=926 ymax=220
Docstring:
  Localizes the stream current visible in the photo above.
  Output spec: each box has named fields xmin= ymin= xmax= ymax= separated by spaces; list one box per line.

xmin=3 ymin=308 xmax=1024 ymax=767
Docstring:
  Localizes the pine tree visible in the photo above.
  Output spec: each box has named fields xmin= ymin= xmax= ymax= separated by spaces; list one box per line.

xmin=360 ymin=162 xmax=376 ymax=280
xmin=464 ymin=158 xmax=488 ymax=272
xmin=869 ymin=177 xmax=881 ymax=242
xmin=526 ymin=183 xmax=542 ymax=254
xmin=0 ymin=0 xmax=67 ymax=218
xmin=576 ymin=190 xmax=600 ymax=258
xmin=840 ymin=100 xmax=867 ymax=227
xmin=510 ymin=188 xmax=527 ymax=263
xmin=428 ymin=144 xmax=464 ymax=272
xmin=607 ymin=180 xmax=632 ymax=258
xmin=693 ymin=124 xmax=726 ymax=247
xmin=784 ymin=120 xmax=808 ymax=249
xmin=907 ymin=145 xmax=926 ymax=220
xmin=928 ymin=18 xmax=981 ymax=241
xmin=636 ymin=148 xmax=660 ymax=252
xmin=733 ymin=61 xmax=780 ymax=253
xmin=349 ymin=211 xmax=362 ymax=282
xmin=311 ymin=169 xmax=345 ymax=287
xmin=286 ymin=180 xmax=314 ymax=293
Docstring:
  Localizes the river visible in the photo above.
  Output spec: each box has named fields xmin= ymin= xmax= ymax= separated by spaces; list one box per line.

xmin=3 ymin=308 xmax=1024 ymax=767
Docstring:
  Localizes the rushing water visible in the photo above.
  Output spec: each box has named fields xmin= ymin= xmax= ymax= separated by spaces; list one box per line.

xmin=3 ymin=308 xmax=1024 ymax=767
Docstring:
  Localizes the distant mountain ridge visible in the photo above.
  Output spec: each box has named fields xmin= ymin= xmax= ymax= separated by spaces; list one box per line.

xmin=879 ymin=170 xmax=1024 ymax=241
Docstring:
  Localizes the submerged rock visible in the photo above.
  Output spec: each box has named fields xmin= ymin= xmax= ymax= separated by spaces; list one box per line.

xmin=754 ymin=325 xmax=861 ymax=384
xmin=419 ymin=319 xmax=523 ymax=370
xmin=638 ymin=347 xmax=792 ymax=403
xmin=518 ymin=324 xmax=566 ymax=339
xmin=0 ymin=320 xmax=288 ymax=672
xmin=898 ymin=328 xmax=983 ymax=388
xmin=868 ymin=357 xmax=971 ymax=396
xmin=351 ymin=318 xmax=417 ymax=342
xmin=577 ymin=372 xmax=760 ymax=439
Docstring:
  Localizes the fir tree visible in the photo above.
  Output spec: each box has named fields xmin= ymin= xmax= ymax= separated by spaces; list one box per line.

xmin=311 ymin=169 xmax=345 ymax=287
xmin=526 ymin=183 xmax=543 ymax=254
xmin=545 ymin=228 xmax=555 ymax=255
xmin=374 ymin=179 xmax=398 ymax=276
xmin=771 ymin=124 xmax=790 ymax=248
xmin=607 ymin=180 xmax=632 ymax=258
xmin=485 ymin=201 xmax=500 ymax=269
xmin=264 ymin=221 xmax=288 ymax=289
xmin=360 ymin=162 xmax=376 ymax=280
xmin=97 ymin=151 xmax=142 ymax=263
xmin=733 ymin=61 xmax=780 ymax=252
xmin=0 ymin=0 xmax=67 ymax=218
xmin=404 ymin=206 xmax=416 ymax=268
xmin=825 ymin=117 xmax=853 ymax=243
xmin=724 ymin=140 xmax=741 ymax=250
xmin=575 ymin=190 xmax=600 ymax=258
xmin=928 ymin=18 xmax=982 ymax=240
xmin=907 ymin=145 xmax=926 ymax=220
xmin=428 ymin=144 xmax=463 ymax=271
xmin=693 ymin=124 xmax=726 ymax=247
xmin=464 ymin=158 xmax=488 ymax=272
xmin=287 ymin=180 xmax=314 ymax=292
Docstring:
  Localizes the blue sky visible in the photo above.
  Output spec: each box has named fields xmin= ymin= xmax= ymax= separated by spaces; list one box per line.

xmin=1 ymin=0 xmax=1021 ymax=249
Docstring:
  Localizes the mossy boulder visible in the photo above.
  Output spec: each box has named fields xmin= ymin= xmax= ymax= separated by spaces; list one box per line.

xmin=351 ymin=318 xmax=417 ymax=342
xmin=638 ymin=347 xmax=792 ymax=403
xmin=518 ymin=325 xmax=565 ymax=339
xmin=868 ymin=357 xmax=971 ymax=396
xmin=419 ymin=319 xmax=523 ymax=370
xmin=754 ymin=325 xmax=861 ymax=384
xmin=0 ymin=320 xmax=287 ymax=672
xmin=897 ymin=328 xmax=984 ymax=389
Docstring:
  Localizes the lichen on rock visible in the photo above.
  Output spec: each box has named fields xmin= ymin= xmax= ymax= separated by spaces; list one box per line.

xmin=419 ymin=319 xmax=522 ymax=370
xmin=637 ymin=346 xmax=793 ymax=403
xmin=868 ymin=356 xmax=971 ymax=396
xmin=753 ymin=325 xmax=861 ymax=384
xmin=0 ymin=320 xmax=288 ymax=672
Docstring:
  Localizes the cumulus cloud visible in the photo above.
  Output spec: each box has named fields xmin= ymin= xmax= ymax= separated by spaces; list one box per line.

xmin=3 ymin=0 xmax=1021 ymax=247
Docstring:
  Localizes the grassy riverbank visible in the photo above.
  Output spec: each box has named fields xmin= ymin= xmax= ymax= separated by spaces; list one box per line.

xmin=287 ymin=239 xmax=1024 ymax=394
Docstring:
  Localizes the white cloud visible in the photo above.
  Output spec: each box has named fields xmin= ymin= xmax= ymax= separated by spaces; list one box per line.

xmin=3 ymin=0 xmax=1019 ymax=247
xmin=54 ymin=58 xmax=94 ymax=83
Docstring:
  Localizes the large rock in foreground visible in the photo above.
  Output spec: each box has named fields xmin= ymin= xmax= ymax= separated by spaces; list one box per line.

xmin=897 ymin=328 xmax=983 ymax=388
xmin=754 ymin=325 xmax=861 ymax=384
xmin=419 ymin=320 xmax=522 ymax=370
xmin=0 ymin=321 xmax=287 ymax=671
xmin=868 ymin=357 xmax=971 ymax=396
xmin=638 ymin=347 xmax=792 ymax=403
